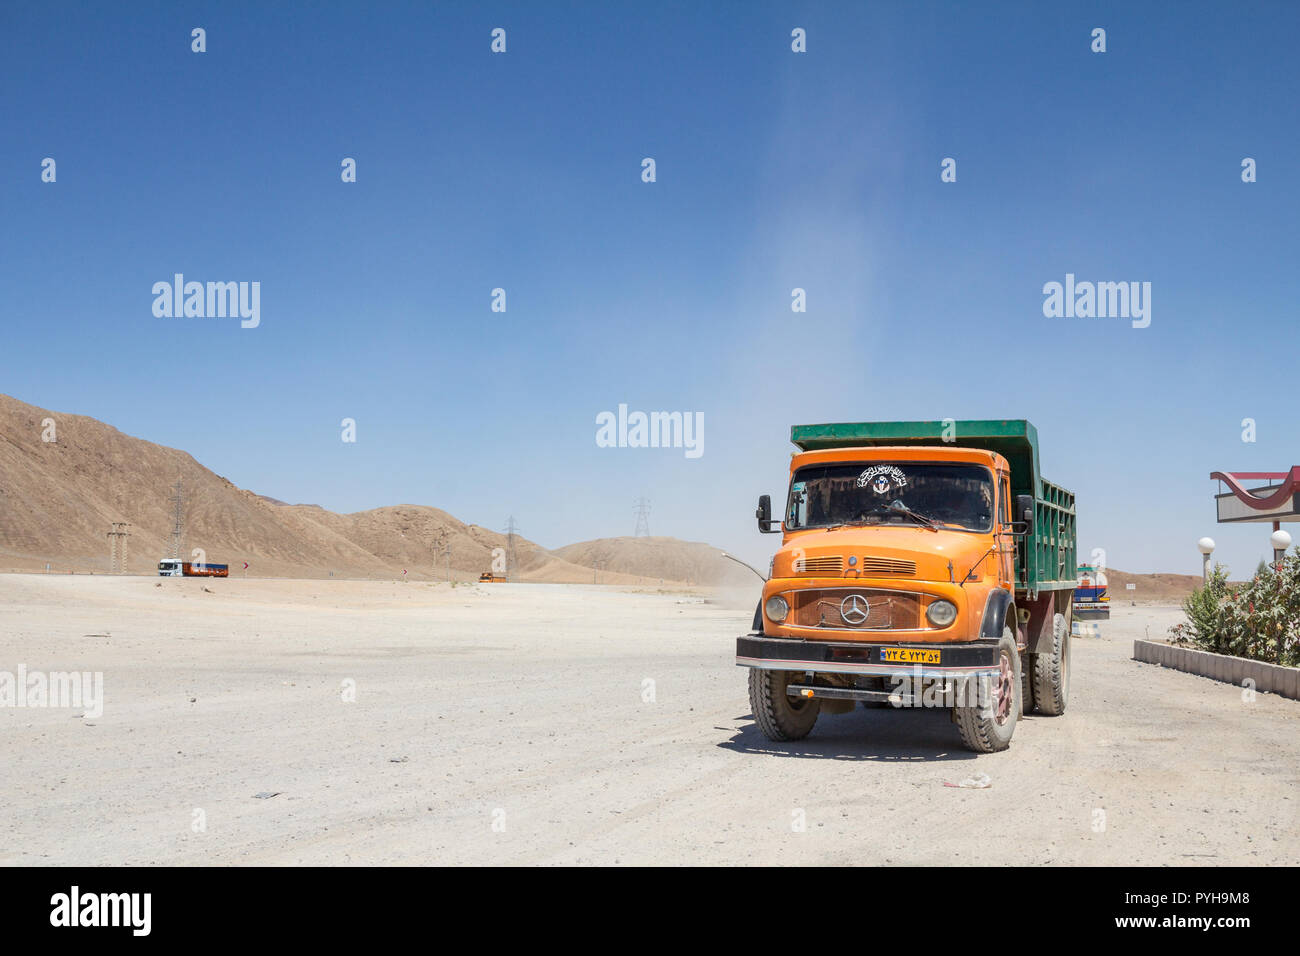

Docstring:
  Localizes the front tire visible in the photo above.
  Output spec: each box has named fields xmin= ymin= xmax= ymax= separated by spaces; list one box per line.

xmin=954 ymin=628 xmax=1020 ymax=753
xmin=1033 ymin=610 xmax=1071 ymax=715
xmin=748 ymin=669 xmax=820 ymax=741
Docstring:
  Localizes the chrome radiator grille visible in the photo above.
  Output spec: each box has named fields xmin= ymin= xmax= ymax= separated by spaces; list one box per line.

xmin=789 ymin=589 xmax=921 ymax=630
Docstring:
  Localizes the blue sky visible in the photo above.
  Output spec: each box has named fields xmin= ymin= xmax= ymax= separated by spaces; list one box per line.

xmin=3 ymin=1 xmax=1298 ymax=576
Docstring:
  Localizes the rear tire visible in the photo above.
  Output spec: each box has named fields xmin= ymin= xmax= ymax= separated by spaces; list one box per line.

xmin=1021 ymin=654 xmax=1035 ymax=716
xmin=954 ymin=628 xmax=1020 ymax=753
xmin=748 ymin=669 xmax=820 ymax=741
xmin=1033 ymin=611 xmax=1070 ymax=715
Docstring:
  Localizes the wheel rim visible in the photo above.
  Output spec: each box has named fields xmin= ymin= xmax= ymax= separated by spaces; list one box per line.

xmin=994 ymin=651 xmax=1013 ymax=725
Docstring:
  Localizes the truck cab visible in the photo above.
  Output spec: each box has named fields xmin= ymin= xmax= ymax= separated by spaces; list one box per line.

xmin=737 ymin=420 xmax=1076 ymax=753
xmin=757 ymin=445 xmax=1016 ymax=646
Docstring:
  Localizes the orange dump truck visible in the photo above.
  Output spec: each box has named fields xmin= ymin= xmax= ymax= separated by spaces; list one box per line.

xmin=737 ymin=420 xmax=1076 ymax=753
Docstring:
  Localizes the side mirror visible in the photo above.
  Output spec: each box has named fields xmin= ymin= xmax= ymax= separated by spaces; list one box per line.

xmin=756 ymin=494 xmax=781 ymax=534
xmin=1015 ymin=494 xmax=1035 ymax=533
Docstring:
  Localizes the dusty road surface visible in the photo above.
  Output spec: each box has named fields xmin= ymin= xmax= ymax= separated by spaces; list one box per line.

xmin=1 ymin=573 xmax=1296 ymax=866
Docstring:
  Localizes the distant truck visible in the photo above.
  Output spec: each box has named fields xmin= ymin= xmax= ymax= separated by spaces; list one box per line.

xmin=1073 ymin=564 xmax=1110 ymax=619
xmin=158 ymin=559 xmax=229 ymax=578
xmin=737 ymin=420 xmax=1076 ymax=753
xmin=479 ymin=572 xmax=505 ymax=583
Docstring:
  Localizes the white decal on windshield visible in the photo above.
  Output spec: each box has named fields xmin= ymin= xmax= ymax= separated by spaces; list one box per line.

xmin=857 ymin=465 xmax=908 ymax=495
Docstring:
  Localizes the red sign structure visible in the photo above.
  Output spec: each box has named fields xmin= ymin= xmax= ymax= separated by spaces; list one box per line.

xmin=1211 ymin=469 xmax=1300 ymax=528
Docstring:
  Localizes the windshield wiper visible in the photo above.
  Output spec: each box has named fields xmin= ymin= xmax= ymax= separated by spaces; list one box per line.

xmin=820 ymin=506 xmax=941 ymax=532
xmin=874 ymin=502 xmax=940 ymax=531
xmin=892 ymin=507 xmax=940 ymax=532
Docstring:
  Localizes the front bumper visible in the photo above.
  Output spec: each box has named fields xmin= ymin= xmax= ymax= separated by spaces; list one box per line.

xmin=736 ymin=634 xmax=1001 ymax=679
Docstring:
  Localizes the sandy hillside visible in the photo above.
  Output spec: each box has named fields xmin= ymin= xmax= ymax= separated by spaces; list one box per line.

xmin=0 ymin=394 xmax=387 ymax=578
xmin=283 ymin=503 xmax=655 ymax=585
xmin=0 ymin=394 xmax=707 ymax=584
xmin=1094 ymin=568 xmax=1216 ymax=606
xmin=554 ymin=536 xmax=758 ymax=587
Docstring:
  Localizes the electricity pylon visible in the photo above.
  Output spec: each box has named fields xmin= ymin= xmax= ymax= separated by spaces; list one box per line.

xmin=633 ymin=497 xmax=651 ymax=537
xmin=503 ymin=516 xmax=519 ymax=581
xmin=168 ymin=477 xmax=185 ymax=559
xmin=107 ymin=523 xmax=130 ymax=574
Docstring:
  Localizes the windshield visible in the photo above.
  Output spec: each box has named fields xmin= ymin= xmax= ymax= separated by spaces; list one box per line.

xmin=786 ymin=461 xmax=995 ymax=532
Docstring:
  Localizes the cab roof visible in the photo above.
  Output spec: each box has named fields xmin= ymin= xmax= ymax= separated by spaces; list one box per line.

xmin=790 ymin=445 xmax=1006 ymax=472
xmin=790 ymin=420 xmax=1038 ymax=491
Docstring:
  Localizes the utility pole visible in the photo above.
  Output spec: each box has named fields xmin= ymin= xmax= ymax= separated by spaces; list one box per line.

xmin=432 ymin=531 xmax=453 ymax=584
xmin=503 ymin=516 xmax=519 ymax=582
xmin=168 ymin=477 xmax=185 ymax=559
xmin=633 ymin=497 xmax=651 ymax=537
xmin=106 ymin=523 xmax=130 ymax=574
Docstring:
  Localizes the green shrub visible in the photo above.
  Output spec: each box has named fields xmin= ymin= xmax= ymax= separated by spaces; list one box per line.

xmin=1169 ymin=552 xmax=1300 ymax=666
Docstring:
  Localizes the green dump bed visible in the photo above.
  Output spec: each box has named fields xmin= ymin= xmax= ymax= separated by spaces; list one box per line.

xmin=790 ymin=419 xmax=1076 ymax=597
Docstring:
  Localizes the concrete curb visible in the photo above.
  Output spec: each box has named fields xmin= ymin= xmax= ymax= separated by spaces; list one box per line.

xmin=1133 ymin=639 xmax=1300 ymax=700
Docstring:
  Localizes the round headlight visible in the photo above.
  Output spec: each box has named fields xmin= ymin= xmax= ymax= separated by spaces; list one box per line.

xmin=925 ymin=599 xmax=958 ymax=628
xmin=764 ymin=595 xmax=789 ymax=623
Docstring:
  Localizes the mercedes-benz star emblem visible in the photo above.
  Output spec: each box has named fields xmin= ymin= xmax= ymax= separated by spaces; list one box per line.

xmin=840 ymin=593 xmax=871 ymax=626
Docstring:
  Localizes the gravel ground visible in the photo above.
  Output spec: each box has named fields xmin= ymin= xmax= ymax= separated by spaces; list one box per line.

xmin=0 ymin=574 xmax=1296 ymax=865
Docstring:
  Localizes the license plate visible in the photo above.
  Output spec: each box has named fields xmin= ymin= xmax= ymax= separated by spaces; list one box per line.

xmin=880 ymin=648 xmax=941 ymax=665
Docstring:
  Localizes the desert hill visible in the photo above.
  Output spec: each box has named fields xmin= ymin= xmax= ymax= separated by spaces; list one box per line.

xmin=0 ymin=394 xmax=703 ymax=584
xmin=553 ymin=536 xmax=757 ymax=588
xmin=1093 ymin=568 xmax=1209 ymax=606
xmin=0 ymin=394 xmax=387 ymax=577
xmin=0 ymin=393 xmax=1211 ymax=597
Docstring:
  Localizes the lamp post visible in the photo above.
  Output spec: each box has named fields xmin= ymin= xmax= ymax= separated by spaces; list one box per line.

xmin=1197 ymin=537 xmax=1215 ymax=583
xmin=1270 ymin=529 xmax=1291 ymax=568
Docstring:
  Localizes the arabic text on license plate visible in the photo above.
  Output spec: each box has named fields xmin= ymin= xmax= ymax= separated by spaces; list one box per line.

xmin=880 ymin=648 xmax=941 ymax=665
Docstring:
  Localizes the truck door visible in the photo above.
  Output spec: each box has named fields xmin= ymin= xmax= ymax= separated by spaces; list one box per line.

xmin=996 ymin=471 xmax=1015 ymax=585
